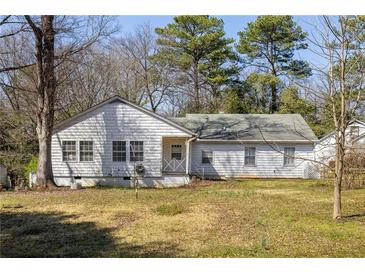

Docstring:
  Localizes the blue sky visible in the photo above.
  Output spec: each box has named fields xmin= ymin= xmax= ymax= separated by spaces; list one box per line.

xmin=115 ymin=15 xmax=326 ymax=67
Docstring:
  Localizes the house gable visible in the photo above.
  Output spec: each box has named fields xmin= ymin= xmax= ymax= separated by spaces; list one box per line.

xmin=315 ymin=119 xmax=365 ymax=163
xmin=318 ymin=119 xmax=365 ymax=143
xmin=53 ymin=96 xmax=194 ymax=136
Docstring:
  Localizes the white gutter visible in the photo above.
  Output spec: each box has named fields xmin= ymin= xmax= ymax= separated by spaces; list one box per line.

xmin=185 ymin=136 xmax=197 ymax=175
xmin=195 ymin=139 xmax=318 ymax=144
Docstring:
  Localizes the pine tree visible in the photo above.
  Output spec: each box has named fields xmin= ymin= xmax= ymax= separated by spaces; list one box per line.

xmin=237 ymin=16 xmax=311 ymax=113
xmin=155 ymin=15 xmax=239 ymax=112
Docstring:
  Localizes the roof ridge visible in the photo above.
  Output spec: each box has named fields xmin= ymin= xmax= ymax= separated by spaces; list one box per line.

xmin=184 ymin=113 xmax=302 ymax=116
xmin=53 ymin=95 xmax=195 ymax=135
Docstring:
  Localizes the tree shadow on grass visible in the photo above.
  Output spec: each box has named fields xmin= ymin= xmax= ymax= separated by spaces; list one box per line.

xmin=342 ymin=212 xmax=365 ymax=220
xmin=0 ymin=211 xmax=181 ymax=258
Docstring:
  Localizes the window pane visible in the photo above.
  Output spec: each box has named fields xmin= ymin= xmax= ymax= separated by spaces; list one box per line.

xmin=80 ymin=141 xmax=93 ymax=162
xmin=113 ymin=141 xmax=126 ymax=162
xmin=284 ymin=147 xmax=295 ymax=166
xmin=62 ymin=141 xmax=76 ymax=161
xmin=245 ymin=147 xmax=256 ymax=165
xmin=202 ymin=151 xmax=213 ymax=164
xmin=171 ymin=145 xmax=182 ymax=160
xmin=130 ymin=141 xmax=143 ymax=162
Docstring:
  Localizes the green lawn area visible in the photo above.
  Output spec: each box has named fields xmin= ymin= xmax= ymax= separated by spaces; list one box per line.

xmin=1 ymin=179 xmax=364 ymax=258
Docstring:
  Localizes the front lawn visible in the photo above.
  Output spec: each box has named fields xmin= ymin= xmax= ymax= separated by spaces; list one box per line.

xmin=1 ymin=179 xmax=364 ymax=257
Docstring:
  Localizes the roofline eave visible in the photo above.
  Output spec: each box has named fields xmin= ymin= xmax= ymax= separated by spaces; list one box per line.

xmin=195 ymin=138 xmax=318 ymax=144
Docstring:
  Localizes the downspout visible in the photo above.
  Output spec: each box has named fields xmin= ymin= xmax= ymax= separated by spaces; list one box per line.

xmin=185 ymin=135 xmax=197 ymax=175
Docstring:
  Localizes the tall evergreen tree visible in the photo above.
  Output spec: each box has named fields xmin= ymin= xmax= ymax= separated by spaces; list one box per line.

xmin=155 ymin=15 xmax=239 ymax=112
xmin=237 ymin=16 xmax=311 ymax=113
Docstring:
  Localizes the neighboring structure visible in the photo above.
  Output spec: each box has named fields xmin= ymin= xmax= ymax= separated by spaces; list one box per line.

xmin=51 ymin=96 xmax=318 ymax=187
xmin=315 ymin=119 xmax=365 ymax=164
xmin=0 ymin=165 xmax=8 ymax=187
xmin=353 ymin=133 xmax=365 ymax=149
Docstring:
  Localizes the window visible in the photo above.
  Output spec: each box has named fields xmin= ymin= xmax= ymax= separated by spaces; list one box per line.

xmin=284 ymin=147 xmax=295 ymax=166
xmin=79 ymin=141 xmax=93 ymax=162
xmin=202 ymin=151 xmax=213 ymax=164
xmin=244 ymin=147 xmax=256 ymax=166
xmin=171 ymin=144 xmax=182 ymax=160
xmin=350 ymin=126 xmax=359 ymax=138
xmin=62 ymin=141 xmax=76 ymax=161
xmin=112 ymin=141 xmax=126 ymax=162
xmin=130 ymin=141 xmax=143 ymax=162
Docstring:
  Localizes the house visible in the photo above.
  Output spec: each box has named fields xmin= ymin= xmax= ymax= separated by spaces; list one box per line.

xmin=314 ymin=119 xmax=365 ymax=164
xmin=51 ymin=96 xmax=319 ymax=187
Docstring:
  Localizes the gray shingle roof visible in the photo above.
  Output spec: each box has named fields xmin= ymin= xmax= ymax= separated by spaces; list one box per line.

xmin=169 ymin=114 xmax=318 ymax=142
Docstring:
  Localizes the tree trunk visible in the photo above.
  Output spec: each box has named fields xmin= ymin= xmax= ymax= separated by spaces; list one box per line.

xmin=270 ymin=82 xmax=278 ymax=113
xmin=333 ymin=175 xmax=342 ymax=219
xmin=333 ymin=131 xmax=344 ymax=219
xmin=192 ymin=60 xmax=200 ymax=112
xmin=333 ymin=20 xmax=347 ymax=219
xmin=37 ymin=131 xmax=54 ymax=185
xmin=27 ymin=15 xmax=56 ymax=187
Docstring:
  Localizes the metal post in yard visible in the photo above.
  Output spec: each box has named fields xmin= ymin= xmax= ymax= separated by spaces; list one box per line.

xmin=133 ymin=162 xmax=138 ymax=200
xmin=134 ymin=176 xmax=139 ymax=199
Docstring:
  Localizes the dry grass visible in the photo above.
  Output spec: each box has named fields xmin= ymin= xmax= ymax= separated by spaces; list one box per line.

xmin=1 ymin=179 xmax=364 ymax=258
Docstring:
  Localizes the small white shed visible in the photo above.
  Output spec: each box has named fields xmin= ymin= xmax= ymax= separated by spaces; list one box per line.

xmin=0 ymin=166 xmax=8 ymax=187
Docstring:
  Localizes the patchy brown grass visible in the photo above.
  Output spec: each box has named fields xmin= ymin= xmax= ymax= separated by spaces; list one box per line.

xmin=1 ymin=179 xmax=364 ymax=257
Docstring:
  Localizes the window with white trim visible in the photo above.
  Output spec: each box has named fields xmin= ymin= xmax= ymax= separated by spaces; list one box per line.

xmin=202 ymin=151 xmax=213 ymax=164
xmin=130 ymin=141 xmax=143 ymax=162
xmin=113 ymin=141 xmax=126 ymax=162
xmin=171 ymin=144 xmax=182 ymax=160
xmin=79 ymin=141 xmax=93 ymax=162
xmin=244 ymin=147 xmax=256 ymax=166
xmin=284 ymin=147 xmax=295 ymax=166
xmin=62 ymin=141 xmax=76 ymax=161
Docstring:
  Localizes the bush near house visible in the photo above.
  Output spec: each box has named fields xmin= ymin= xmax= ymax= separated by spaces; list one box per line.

xmin=24 ymin=156 xmax=38 ymax=179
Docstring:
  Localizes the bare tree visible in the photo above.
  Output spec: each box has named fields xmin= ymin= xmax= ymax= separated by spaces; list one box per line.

xmin=55 ymin=46 xmax=119 ymax=120
xmin=22 ymin=15 xmax=56 ymax=186
xmin=303 ymin=16 xmax=365 ymax=219
xmin=114 ymin=23 xmax=176 ymax=112
xmin=0 ymin=15 xmax=116 ymax=186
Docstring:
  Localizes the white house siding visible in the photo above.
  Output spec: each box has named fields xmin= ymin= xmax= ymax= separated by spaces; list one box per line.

xmin=315 ymin=121 xmax=365 ymax=164
xmin=355 ymin=135 xmax=365 ymax=147
xmin=191 ymin=141 xmax=315 ymax=178
xmin=51 ymin=101 xmax=190 ymax=186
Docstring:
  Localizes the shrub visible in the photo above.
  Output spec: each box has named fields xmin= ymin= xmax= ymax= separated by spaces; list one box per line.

xmin=321 ymin=149 xmax=365 ymax=189
xmin=24 ymin=156 xmax=38 ymax=178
